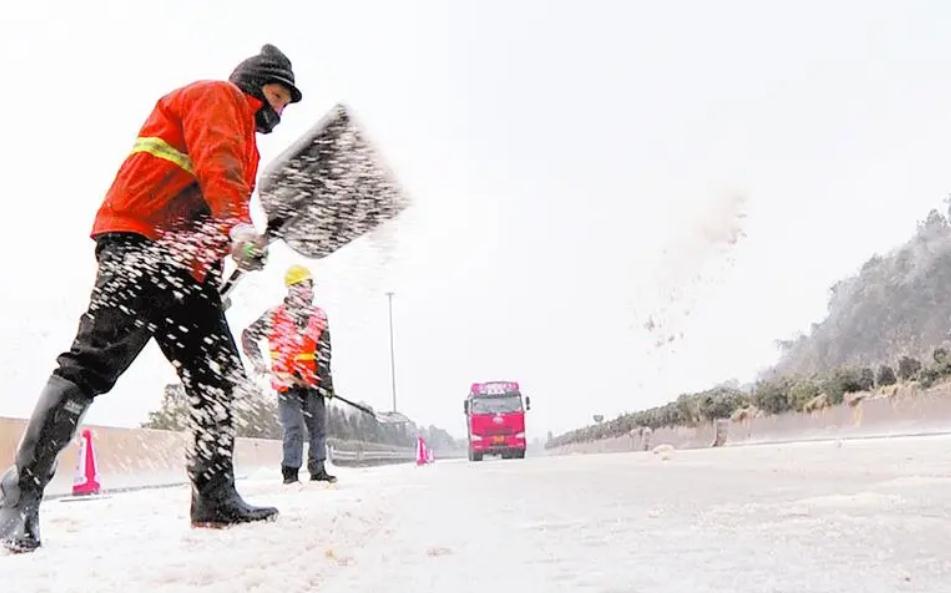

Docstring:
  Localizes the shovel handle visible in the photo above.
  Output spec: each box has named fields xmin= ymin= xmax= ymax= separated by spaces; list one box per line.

xmin=333 ymin=394 xmax=376 ymax=417
xmin=219 ymin=269 xmax=246 ymax=301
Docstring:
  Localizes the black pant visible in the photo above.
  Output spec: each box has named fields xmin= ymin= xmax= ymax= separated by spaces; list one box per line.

xmin=55 ymin=233 xmax=246 ymax=491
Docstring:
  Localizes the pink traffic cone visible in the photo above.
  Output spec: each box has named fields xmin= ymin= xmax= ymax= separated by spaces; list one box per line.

xmin=72 ymin=428 xmax=101 ymax=496
xmin=416 ymin=436 xmax=427 ymax=466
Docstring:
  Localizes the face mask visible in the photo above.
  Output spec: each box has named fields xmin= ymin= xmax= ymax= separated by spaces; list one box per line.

xmin=255 ymin=103 xmax=281 ymax=134
xmin=288 ymin=284 xmax=314 ymax=306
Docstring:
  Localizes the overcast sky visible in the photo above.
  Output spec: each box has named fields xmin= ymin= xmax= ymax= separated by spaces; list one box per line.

xmin=3 ymin=1 xmax=951 ymax=439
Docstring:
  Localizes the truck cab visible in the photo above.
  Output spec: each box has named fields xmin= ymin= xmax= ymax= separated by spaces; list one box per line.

xmin=464 ymin=381 xmax=530 ymax=461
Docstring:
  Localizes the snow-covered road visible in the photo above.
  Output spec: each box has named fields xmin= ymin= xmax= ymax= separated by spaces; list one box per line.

xmin=5 ymin=435 xmax=951 ymax=593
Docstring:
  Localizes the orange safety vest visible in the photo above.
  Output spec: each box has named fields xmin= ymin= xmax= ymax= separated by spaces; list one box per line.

xmin=267 ymin=304 xmax=327 ymax=392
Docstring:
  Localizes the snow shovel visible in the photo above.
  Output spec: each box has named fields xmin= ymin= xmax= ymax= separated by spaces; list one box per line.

xmin=269 ymin=371 xmax=409 ymax=425
xmin=220 ymin=104 xmax=410 ymax=300
xmin=333 ymin=394 xmax=410 ymax=425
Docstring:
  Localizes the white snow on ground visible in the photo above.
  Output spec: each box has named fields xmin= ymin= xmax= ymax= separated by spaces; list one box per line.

xmin=0 ymin=465 xmax=399 ymax=593
xmin=5 ymin=435 xmax=951 ymax=593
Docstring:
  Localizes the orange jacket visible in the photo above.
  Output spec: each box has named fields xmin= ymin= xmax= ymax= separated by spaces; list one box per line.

xmin=92 ymin=80 xmax=261 ymax=281
xmin=267 ymin=304 xmax=328 ymax=392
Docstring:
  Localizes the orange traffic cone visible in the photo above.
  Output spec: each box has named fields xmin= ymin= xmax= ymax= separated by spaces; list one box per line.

xmin=72 ymin=428 xmax=101 ymax=496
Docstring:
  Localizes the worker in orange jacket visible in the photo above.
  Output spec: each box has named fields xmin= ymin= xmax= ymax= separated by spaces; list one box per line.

xmin=242 ymin=265 xmax=338 ymax=485
xmin=0 ymin=44 xmax=302 ymax=552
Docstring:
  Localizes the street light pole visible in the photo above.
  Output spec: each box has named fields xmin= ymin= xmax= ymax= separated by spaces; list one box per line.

xmin=386 ymin=291 xmax=397 ymax=412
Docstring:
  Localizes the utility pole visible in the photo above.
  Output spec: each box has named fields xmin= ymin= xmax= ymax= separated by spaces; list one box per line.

xmin=386 ymin=291 xmax=397 ymax=412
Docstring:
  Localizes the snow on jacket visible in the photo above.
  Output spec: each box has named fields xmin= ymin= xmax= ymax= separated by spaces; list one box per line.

xmin=92 ymin=80 xmax=261 ymax=281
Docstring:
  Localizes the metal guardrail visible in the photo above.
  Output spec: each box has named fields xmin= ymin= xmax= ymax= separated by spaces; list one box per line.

xmin=327 ymin=441 xmax=416 ymax=466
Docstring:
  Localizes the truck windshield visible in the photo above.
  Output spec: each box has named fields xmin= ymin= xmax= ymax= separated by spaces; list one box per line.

xmin=470 ymin=395 xmax=522 ymax=414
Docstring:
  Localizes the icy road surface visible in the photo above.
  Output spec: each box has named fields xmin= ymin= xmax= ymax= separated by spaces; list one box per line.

xmin=4 ymin=435 xmax=951 ymax=593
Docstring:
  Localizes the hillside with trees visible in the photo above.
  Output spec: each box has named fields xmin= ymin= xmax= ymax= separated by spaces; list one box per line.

xmin=548 ymin=206 xmax=951 ymax=449
xmin=773 ymin=207 xmax=951 ymax=375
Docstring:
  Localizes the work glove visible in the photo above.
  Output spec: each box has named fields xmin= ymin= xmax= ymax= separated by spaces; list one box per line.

xmin=230 ymin=227 xmax=268 ymax=272
xmin=251 ymin=361 xmax=269 ymax=377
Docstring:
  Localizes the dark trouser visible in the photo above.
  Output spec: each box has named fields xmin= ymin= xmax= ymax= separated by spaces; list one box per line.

xmin=277 ymin=387 xmax=327 ymax=474
xmin=55 ymin=233 xmax=246 ymax=492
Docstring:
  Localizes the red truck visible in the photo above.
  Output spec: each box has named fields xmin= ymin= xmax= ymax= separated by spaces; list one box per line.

xmin=464 ymin=381 xmax=531 ymax=461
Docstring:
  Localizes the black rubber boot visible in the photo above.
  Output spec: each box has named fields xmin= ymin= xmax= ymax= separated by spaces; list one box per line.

xmin=190 ymin=478 xmax=280 ymax=527
xmin=189 ymin=450 xmax=279 ymax=527
xmin=187 ymin=396 xmax=278 ymax=527
xmin=282 ymin=466 xmax=299 ymax=484
xmin=0 ymin=376 xmax=91 ymax=552
xmin=309 ymin=462 xmax=337 ymax=483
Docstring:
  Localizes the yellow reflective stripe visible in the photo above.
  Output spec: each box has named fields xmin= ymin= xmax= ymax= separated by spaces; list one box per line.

xmin=130 ymin=137 xmax=194 ymax=175
xmin=269 ymin=352 xmax=316 ymax=361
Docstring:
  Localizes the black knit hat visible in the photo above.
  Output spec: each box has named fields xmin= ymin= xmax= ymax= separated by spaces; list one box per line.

xmin=229 ymin=44 xmax=302 ymax=103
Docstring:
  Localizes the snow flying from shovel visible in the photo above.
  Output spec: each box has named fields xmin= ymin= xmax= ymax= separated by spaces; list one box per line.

xmin=220 ymin=104 xmax=411 ymax=298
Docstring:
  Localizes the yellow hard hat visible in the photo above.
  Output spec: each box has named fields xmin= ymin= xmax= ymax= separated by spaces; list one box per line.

xmin=284 ymin=265 xmax=313 ymax=287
